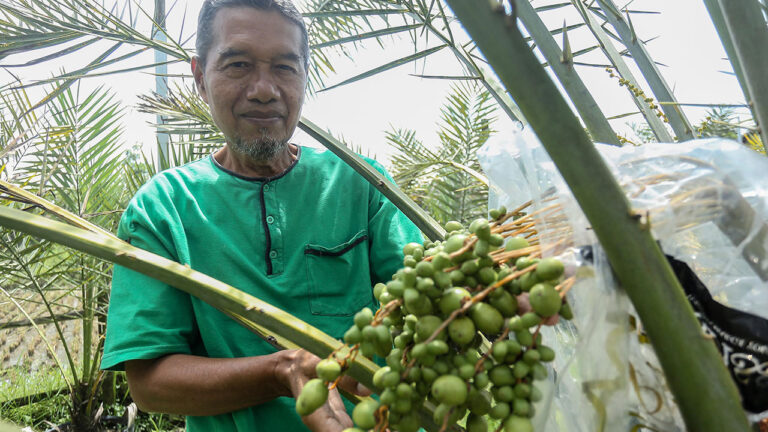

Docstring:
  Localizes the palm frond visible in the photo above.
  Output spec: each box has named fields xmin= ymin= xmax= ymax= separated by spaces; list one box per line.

xmin=137 ymin=82 xmax=225 ymax=155
xmin=389 ymin=81 xmax=493 ymax=224
xmin=0 ymin=0 xmax=190 ymax=110
xmin=301 ymin=0 xmax=525 ymax=122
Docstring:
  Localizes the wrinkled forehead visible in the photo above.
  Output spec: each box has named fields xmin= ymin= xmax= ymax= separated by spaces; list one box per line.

xmin=208 ymin=6 xmax=304 ymax=62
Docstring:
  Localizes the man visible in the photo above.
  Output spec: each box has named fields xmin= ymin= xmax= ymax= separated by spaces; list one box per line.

xmin=100 ymin=1 xmax=422 ymax=431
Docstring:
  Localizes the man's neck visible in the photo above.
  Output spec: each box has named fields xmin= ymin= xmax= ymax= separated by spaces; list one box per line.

xmin=213 ymin=144 xmax=298 ymax=178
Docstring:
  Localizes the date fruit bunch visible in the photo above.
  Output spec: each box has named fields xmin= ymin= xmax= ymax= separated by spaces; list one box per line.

xmin=297 ymin=208 xmax=574 ymax=432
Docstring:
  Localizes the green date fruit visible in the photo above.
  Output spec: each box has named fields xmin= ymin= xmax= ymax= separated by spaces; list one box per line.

xmin=439 ymin=287 xmax=471 ymax=315
xmin=352 ymin=399 xmax=380 ymax=429
xmin=466 ymin=413 xmax=489 ymax=432
xmin=504 ymin=415 xmax=533 ymax=432
xmin=444 ymin=234 xmax=467 ymax=253
xmin=490 ymin=364 xmax=515 ymax=386
xmin=296 ymin=378 xmax=328 ymax=416
xmin=315 ymin=359 xmax=341 ymax=382
xmin=505 ymin=236 xmax=529 ymax=251
xmin=535 ymin=257 xmax=564 ymax=280
xmin=470 ymin=302 xmax=504 ymax=334
xmin=416 ymin=261 xmax=435 ymax=277
xmin=560 ymin=302 xmax=574 ymax=320
xmin=395 ymin=413 xmax=420 ymax=432
xmin=467 ymin=389 xmax=492 ymax=415
xmin=344 ymin=326 xmax=361 ymax=345
xmin=448 ymin=316 xmax=476 ymax=346
xmin=520 ymin=312 xmax=542 ymax=328
xmin=445 ymin=221 xmax=464 ymax=232
xmin=387 ymin=280 xmax=405 ymax=298
xmin=416 ymin=315 xmax=444 ymax=341
xmin=431 ymin=375 xmax=468 ymax=406
xmin=513 ymin=398 xmax=531 ymax=417
xmin=529 ymin=283 xmax=561 ymax=317
xmin=490 ymin=289 xmax=518 ymax=317
xmin=489 ymin=402 xmax=510 ymax=419
xmin=353 ymin=308 xmax=373 ymax=328
xmin=372 ymin=366 xmax=391 ymax=389
xmin=538 ymin=345 xmax=556 ymax=362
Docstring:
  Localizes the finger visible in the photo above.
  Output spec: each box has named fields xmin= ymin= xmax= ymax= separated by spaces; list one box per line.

xmin=327 ymin=389 xmax=353 ymax=428
xmin=302 ymin=402 xmax=349 ymax=432
xmin=327 ymin=388 xmax=346 ymax=413
xmin=337 ymin=375 xmax=373 ymax=396
xmin=298 ymin=349 xmax=322 ymax=374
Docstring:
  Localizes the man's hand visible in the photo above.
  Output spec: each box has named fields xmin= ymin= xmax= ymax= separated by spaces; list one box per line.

xmin=279 ymin=349 xmax=371 ymax=432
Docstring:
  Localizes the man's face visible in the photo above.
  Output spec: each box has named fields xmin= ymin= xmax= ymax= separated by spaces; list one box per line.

xmin=192 ymin=7 xmax=306 ymax=160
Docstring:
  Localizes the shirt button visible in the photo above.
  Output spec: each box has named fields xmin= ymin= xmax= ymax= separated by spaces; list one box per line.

xmin=266 ymin=216 xmax=275 ymax=224
xmin=263 ymin=184 xmax=270 ymax=191
xmin=269 ymin=250 xmax=278 ymax=259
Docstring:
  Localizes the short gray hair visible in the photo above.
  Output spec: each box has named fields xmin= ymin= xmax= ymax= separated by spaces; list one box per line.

xmin=195 ymin=0 xmax=309 ymax=72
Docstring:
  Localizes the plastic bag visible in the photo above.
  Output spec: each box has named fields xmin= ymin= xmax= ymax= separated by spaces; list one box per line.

xmin=477 ymin=132 xmax=768 ymax=430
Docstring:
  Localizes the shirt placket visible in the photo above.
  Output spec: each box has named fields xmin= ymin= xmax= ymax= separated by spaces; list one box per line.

xmin=262 ymin=180 xmax=284 ymax=276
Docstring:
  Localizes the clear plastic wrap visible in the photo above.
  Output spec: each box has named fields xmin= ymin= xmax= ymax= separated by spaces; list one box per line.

xmin=477 ymin=133 xmax=768 ymax=429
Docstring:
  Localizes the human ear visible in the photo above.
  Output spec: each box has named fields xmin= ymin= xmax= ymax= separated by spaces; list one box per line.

xmin=191 ymin=57 xmax=209 ymax=104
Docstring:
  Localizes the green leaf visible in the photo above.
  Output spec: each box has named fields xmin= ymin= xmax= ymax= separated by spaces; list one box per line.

xmin=408 ymin=74 xmax=480 ymax=80
xmin=303 ymin=8 xmax=409 ymax=18
xmin=320 ymin=44 xmax=448 ymax=92
xmin=534 ymin=2 xmax=572 ymax=12
xmin=561 ymin=21 xmax=573 ymax=64
xmin=310 ymin=23 xmax=423 ymax=49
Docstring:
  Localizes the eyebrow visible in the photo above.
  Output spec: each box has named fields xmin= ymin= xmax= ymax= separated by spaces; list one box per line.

xmin=216 ymin=48 xmax=302 ymax=64
xmin=216 ymin=48 xmax=248 ymax=63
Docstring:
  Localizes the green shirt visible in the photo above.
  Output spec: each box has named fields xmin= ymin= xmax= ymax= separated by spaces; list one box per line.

xmin=102 ymin=146 xmax=422 ymax=431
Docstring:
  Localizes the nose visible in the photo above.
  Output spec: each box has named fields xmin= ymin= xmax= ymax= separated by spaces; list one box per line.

xmin=245 ymin=68 xmax=278 ymax=104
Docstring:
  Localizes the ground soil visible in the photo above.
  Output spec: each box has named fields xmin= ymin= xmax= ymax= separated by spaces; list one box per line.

xmin=0 ymin=290 xmax=86 ymax=374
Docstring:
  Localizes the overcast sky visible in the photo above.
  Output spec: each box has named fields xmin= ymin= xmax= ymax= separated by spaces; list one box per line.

xmin=3 ymin=0 xmax=749 ymax=166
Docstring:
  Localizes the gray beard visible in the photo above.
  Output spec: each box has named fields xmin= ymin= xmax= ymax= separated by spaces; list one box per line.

xmin=229 ymin=130 xmax=288 ymax=162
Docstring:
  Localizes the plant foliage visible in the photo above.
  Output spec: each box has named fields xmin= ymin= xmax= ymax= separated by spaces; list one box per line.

xmin=389 ymin=82 xmax=494 ymax=225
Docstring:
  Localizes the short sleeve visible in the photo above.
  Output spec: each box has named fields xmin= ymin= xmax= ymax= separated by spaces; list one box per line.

xmin=364 ymin=159 xmax=424 ymax=284
xmin=101 ymin=202 xmax=199 ymax=371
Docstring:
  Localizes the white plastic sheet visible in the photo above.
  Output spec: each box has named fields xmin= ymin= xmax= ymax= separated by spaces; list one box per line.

xmin=478 ymin=132 xmax=768 ymax=429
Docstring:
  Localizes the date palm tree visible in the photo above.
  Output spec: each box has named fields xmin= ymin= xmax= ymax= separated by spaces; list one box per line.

xmin=0 ymin=82 xmax=127 ymax=430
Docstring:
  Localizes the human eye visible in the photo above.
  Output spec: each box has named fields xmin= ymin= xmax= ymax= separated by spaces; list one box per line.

xmin=275 ymin=63 xmax=298 ymax=74
xmin=227 ymin=61 xmax=250 ymax=69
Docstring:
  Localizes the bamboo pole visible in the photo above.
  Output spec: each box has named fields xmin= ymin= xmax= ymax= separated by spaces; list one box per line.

xmin=441 ymin=1 xmax=750 ymax=430
xmin=516 ymin=0 xmax=620 ymax=145
xmin=594 ymin=0 xmax=696 ymax=141
xmin=716 ymin=0 xmax=768 ymax=146
xmin=299 ymin=117 xmax=446 ymax=240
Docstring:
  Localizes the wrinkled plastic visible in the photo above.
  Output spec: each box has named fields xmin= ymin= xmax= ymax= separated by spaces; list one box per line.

xmin=477 ymin=132 xmax=768 ymax=430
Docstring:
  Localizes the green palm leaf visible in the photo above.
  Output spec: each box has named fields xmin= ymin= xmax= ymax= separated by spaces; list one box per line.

xmin=0 ymin=0 xmax=190 ymax=115
xmin=390 ymin=81 xmax=493 ymax=225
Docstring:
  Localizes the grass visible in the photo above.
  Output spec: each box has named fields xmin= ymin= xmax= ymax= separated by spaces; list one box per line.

xmin=0 ymin=366 xmax=185 ymax=431
xmin=0 ymin=366 xmax=70 ymax=431
xmin=0 ymin=365 xmax=69 ymax=405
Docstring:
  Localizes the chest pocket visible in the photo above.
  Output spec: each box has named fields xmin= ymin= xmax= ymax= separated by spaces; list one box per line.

xmin=305 ymin=230 xmax=373 ymax=316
